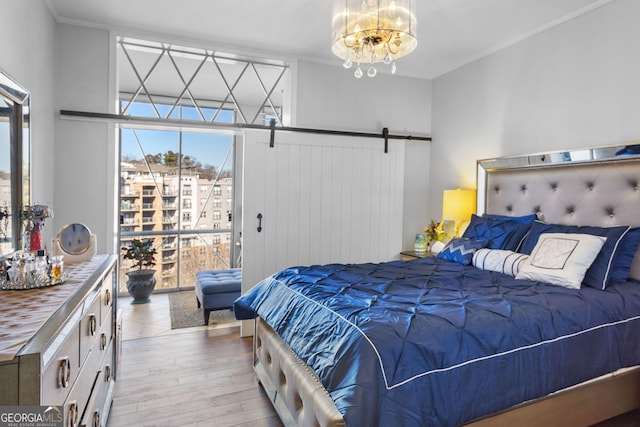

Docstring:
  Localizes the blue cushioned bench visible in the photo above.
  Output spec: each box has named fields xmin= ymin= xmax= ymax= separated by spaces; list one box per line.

xmin=195 ymin=269 xmax=242 ymax=324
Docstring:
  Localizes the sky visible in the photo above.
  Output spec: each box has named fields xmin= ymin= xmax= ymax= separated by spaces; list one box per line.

xmin=120 ymin=103 xmax=234 ymax=171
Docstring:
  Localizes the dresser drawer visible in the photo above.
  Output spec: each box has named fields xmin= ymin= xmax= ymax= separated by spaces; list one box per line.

xmin=100 ymin=276 xmax=113 ymax=326
xmin=42 ymin=323 xmax=81 ymax=406
xmin=83 ymin=341 xmax=114 ymax=427
xmin=80 ymin=290 xmax=102 ymax=363
xmin=63 ymin=359 xmax=100 ymax=427
xmin=83 ymin=309 xmax=113 ymax=379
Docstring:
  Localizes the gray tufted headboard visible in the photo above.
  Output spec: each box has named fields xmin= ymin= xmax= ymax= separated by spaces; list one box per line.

xmin=477 ymin=144 xmax=640 ymax=281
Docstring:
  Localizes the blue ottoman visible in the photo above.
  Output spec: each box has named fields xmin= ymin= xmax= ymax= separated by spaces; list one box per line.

xmin=195 ymin=269 xmax=242 ymax=324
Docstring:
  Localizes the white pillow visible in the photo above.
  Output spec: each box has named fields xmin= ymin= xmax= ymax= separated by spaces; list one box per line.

xmin=472 ymin=249 xmax=529 ymax=277
xmin=515 ymin=233 xmax=607 ymax=289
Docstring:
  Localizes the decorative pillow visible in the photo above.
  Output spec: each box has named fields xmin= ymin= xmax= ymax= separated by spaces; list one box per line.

xmin=462 ymin=214 xmax=531 ymax=251
xmin=608 ymin=227 xmax=640 ymax=283
xmin=519 ymin=221 xmax=631 ymax=290
xmin=516 ymin=233 xmax=607 ymax=289
xmin=482 ymin=213 xmax=538 ymax=224
xmin=472 ymin=249 xmax=529 ymax=277
xmin=437 ymin=238 xmax=487 ymax=265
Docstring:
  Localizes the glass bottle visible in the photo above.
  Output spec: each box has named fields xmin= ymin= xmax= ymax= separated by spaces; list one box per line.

xmin=52 ymin=255 xmax=64 ymax=282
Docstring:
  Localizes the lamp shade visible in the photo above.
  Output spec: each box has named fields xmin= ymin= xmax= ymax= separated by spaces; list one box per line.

xmin=442 ymin=189 xmax=476 ymax=222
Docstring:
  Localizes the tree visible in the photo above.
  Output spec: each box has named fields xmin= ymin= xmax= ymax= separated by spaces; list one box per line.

xmin=163 ymin=150 xmax=180 ymax=167
xmin=145 ymin=153 xmax=162 ymax=164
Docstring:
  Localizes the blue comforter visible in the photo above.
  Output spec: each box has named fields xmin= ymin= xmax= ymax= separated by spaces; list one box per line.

xmin=234 ymin=257 xmax=640 ymax=426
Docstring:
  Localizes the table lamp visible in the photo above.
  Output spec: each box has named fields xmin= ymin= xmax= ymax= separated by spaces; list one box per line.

xmin=442 ymin=189 xmax=476 ymax=237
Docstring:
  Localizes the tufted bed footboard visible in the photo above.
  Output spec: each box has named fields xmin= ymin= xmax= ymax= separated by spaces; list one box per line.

xmin=254 ymin=316 xmax=640 ymax=427
xmin=254 ymin=317 xmax=345 ymax=427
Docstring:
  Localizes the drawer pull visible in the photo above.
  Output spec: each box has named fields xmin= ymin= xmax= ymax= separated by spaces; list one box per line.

xmin=104 ymin=288 xmax=111 ymax=306
xmin=100 ymin=332 xmax=107 ymax=350
xmin=67 ymin=400 xmax=78 ymax=427
xmin=58 ymin=357 xmax=71 ymax=388
xmin=105 ymin=365 xmax=111 ymax=382
xmin=93 ymin=410 xmax=100 ymax=427
xmin=88 ymin=314 xmax=97 ymax=336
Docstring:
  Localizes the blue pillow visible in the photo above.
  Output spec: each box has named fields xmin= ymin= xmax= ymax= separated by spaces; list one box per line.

xmin=482 ymin=213 xmax=537 ymax=224
xmin=462 ymin=214 xmax=530 ymax=251
xmin=608 ymin=227 xmax=640 ymax=283
xmin=437 ymin=238 xmax=487 ymax=265
xmin=519 ymin=221 xmax=631 ymax=290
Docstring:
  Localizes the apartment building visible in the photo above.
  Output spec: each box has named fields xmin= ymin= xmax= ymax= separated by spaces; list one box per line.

xmin=119 ymin=161 xmax=234 ymax=292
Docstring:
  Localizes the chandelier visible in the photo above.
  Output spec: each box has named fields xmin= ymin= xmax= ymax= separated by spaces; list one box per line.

xmin=332 ymin=0 xmax=417 ymax=78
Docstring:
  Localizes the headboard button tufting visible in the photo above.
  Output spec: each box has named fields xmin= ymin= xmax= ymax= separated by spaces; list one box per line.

xmin=551 ymin=183 xmax=557 ymax=191
xmin=520 ymin=185 xmax=527 ymax=193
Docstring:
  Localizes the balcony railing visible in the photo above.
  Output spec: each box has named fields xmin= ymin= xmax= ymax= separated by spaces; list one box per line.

xmin=142 ymin=190 xmax=155 ymax=196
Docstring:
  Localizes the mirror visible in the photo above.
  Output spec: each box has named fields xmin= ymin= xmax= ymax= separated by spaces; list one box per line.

xmin=0 ymin=69 xmax=30 ymax=260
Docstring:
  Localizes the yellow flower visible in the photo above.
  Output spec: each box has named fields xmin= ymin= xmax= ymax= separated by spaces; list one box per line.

xmin=424 ymin=219 xmax=447 ymax=242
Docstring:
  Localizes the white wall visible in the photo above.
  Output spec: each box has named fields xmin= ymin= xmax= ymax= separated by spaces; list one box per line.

xmin=54 ymin=24 xmax=117 ymax=253
xmin=0 ymin=1 xmax=57 ymax=244
xmin=430 ymin=0 xmax=640 ymax=218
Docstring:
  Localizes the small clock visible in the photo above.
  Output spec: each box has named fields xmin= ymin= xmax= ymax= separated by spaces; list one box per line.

xmin=52 ymin=223 xmax=97 ymax=263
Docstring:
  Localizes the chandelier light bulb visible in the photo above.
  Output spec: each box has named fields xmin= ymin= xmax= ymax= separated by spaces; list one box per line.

xmin=354 ymin=66 xmax=363 ymax=78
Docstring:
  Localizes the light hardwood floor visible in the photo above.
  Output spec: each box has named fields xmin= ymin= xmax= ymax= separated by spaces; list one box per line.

xmin=108 ymin=294 xmax=640 ymax=427
xmin=107 ymin=294 xmax=281 ymax=427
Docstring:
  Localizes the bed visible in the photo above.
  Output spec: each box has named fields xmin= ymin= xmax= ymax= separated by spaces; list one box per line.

xmin=234 ymin=143 xmax=640 ymax=426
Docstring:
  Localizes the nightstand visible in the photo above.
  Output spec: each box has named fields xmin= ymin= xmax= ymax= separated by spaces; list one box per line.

xmin=400 ymin=250 xmax=434 ymax=260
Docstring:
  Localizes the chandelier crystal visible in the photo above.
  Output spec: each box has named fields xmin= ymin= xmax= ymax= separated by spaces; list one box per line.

xmin=332 ymin=0 xmax=417 ymax=78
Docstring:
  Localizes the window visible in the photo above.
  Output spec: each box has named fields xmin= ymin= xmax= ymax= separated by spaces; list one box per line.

xmin=117 ymin=36 xmax=290 ymax=292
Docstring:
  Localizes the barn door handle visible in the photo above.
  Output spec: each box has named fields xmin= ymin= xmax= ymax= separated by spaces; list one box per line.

xmin=257 ymin=213 xmax=263 ymax=232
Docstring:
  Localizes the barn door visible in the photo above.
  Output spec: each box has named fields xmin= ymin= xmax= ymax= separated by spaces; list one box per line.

xmin=240 ymin=129 xmax=405 ymax=335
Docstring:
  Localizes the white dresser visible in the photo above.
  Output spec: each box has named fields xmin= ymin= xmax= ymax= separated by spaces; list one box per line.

xmin=0 ymin=254 xmax=118 ymax=427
